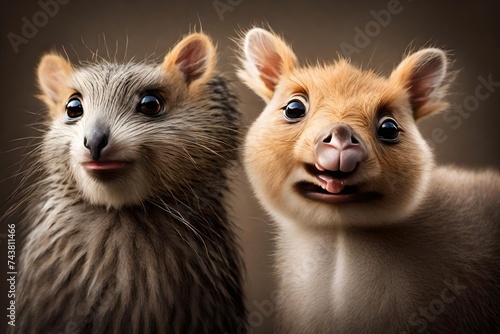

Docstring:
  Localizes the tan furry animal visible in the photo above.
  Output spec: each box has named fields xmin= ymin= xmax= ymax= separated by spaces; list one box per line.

xmin=14 ymin=33 xmax=246 ymax=333
xmin=238 ymin=28 xmax=500 ymax=333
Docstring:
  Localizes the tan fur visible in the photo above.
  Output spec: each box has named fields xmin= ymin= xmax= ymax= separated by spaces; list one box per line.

xmin=161 ymin=33 xmax=217 ymax=94
xmin=37 ymin=54 xmax=75 ymax=115
xmin=238 ymin=28 xmax=298 ymax=101
xmin=238 ymin=28 xmax=500 ymax=333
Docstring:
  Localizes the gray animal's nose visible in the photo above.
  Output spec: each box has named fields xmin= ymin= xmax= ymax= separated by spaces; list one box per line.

xmin=315 ymin=123 xmax=367 ymax=173
xmin=84 ymin=127 xmax=109 ymax=161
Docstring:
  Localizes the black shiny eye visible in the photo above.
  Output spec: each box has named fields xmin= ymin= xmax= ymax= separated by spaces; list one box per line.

xmin=378 ymin=117 xmax=400 ymax=143
xmin=138 ymin=94 xmax=162 ymax=116
xmin=66 ymin=97 xmax=83 ymax=120
xmin=282 ymin=98 xmax=307 ymax=122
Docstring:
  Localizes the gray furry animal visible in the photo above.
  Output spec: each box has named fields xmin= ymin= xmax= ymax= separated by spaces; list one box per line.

xmin=238 ymin=28 xmax=500 ymax=333
xmin=14 ymin=33 xmax=246 ymax=333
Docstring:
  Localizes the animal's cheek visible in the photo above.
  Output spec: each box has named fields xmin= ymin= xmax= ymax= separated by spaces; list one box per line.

xmin=43 ymin=123 xmax=78 ymax=159
xmin=244 ymin=126 xmax=298 ymax=202
xmin=366 ymin=138 xmax=427 ymax=194
xmin=357 ymin=156 xmax=384 ymax=190
xmin=293 ymin=135 xmax=316 ymax=163
xmin=69 ymin=136 xmax=88 ymax=161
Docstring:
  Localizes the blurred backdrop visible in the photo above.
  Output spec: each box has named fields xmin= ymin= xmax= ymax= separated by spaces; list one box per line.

xmin=1 ymin=0 xmax=499 ymax=332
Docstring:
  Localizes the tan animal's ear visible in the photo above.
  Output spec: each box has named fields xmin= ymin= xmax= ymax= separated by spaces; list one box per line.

xmin=162 ymin=33 xmax=216 ymax=88
xmin=38 ymin=53 xmax=73 ymax=104
xmin=390 ymin=48 xmax=449 ymax=119
xmin=238 ymin=28 xmax=298 ymax=101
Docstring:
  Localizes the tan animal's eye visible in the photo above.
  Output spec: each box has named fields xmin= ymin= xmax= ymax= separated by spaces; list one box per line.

xmin=377 ymin=117 xmax=400 ymax=143
xmin=138 ymin=94 xmax=163 ymax=116
xmin=282 ymin=96 xmax=308 ymax=122
xmin=66 ymin=97 xmax=83 ymax=120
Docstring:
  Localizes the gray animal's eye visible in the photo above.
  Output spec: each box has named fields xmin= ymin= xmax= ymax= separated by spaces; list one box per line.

xmin=138 ymin=94 xmax=162 ymax=116
xmin=66 ymin=97 xmax=83 ymax=120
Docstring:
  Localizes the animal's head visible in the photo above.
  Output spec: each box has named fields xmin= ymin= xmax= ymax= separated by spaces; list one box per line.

xmin=238 ymin=28 xmax=450 ymax=227
xmin=37 ymin=33 xmax=239 ymax=209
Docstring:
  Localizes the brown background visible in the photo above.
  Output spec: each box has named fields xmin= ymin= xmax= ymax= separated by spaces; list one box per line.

xmin=1 ymin=0 xmax=499 ymax=332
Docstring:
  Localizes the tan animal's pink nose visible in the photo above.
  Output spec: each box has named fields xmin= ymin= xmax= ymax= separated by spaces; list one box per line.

xmin=315 ymin=123 xmax=367 ymax=173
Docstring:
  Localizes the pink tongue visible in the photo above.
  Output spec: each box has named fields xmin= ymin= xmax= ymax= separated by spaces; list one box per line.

xmin=317 ymin=174 xmax=345 ymax=194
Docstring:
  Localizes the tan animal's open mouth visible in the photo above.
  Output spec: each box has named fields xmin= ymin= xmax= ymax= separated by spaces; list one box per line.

xmin=294 ymin=164 xmax=380 ymax=204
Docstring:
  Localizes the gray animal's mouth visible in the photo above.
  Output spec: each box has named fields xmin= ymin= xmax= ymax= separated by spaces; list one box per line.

xmin=83 ymin=161 xmax=131 ymax=181
xmin=84 ymin=161 xmax=128 ymax=171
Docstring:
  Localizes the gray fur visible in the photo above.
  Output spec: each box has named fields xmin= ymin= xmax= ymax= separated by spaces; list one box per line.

xmin=14 ymin=60 xmax=246 ymax=333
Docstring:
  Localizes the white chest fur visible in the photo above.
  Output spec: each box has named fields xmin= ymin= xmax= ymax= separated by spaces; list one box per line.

xmin=275 ymin=224 xmax=437 ymax=333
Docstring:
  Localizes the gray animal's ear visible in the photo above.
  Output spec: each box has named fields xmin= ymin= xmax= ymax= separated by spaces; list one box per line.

xmin=38 ymin=53 xmax=73 ymax=103
xmin=238 ymin=28 xmax=298 ymax=102
xmin=390 ymin=48 xmax=449 ymax=120
xmin=162 ymin=33 xmax=216 ymax=88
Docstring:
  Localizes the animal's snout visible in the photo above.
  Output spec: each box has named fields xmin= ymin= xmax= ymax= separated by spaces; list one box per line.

xmin=84 ymin=126 xmax=109 ymax=161
xmin=315 ymin=123 xmax=367 ymax=173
